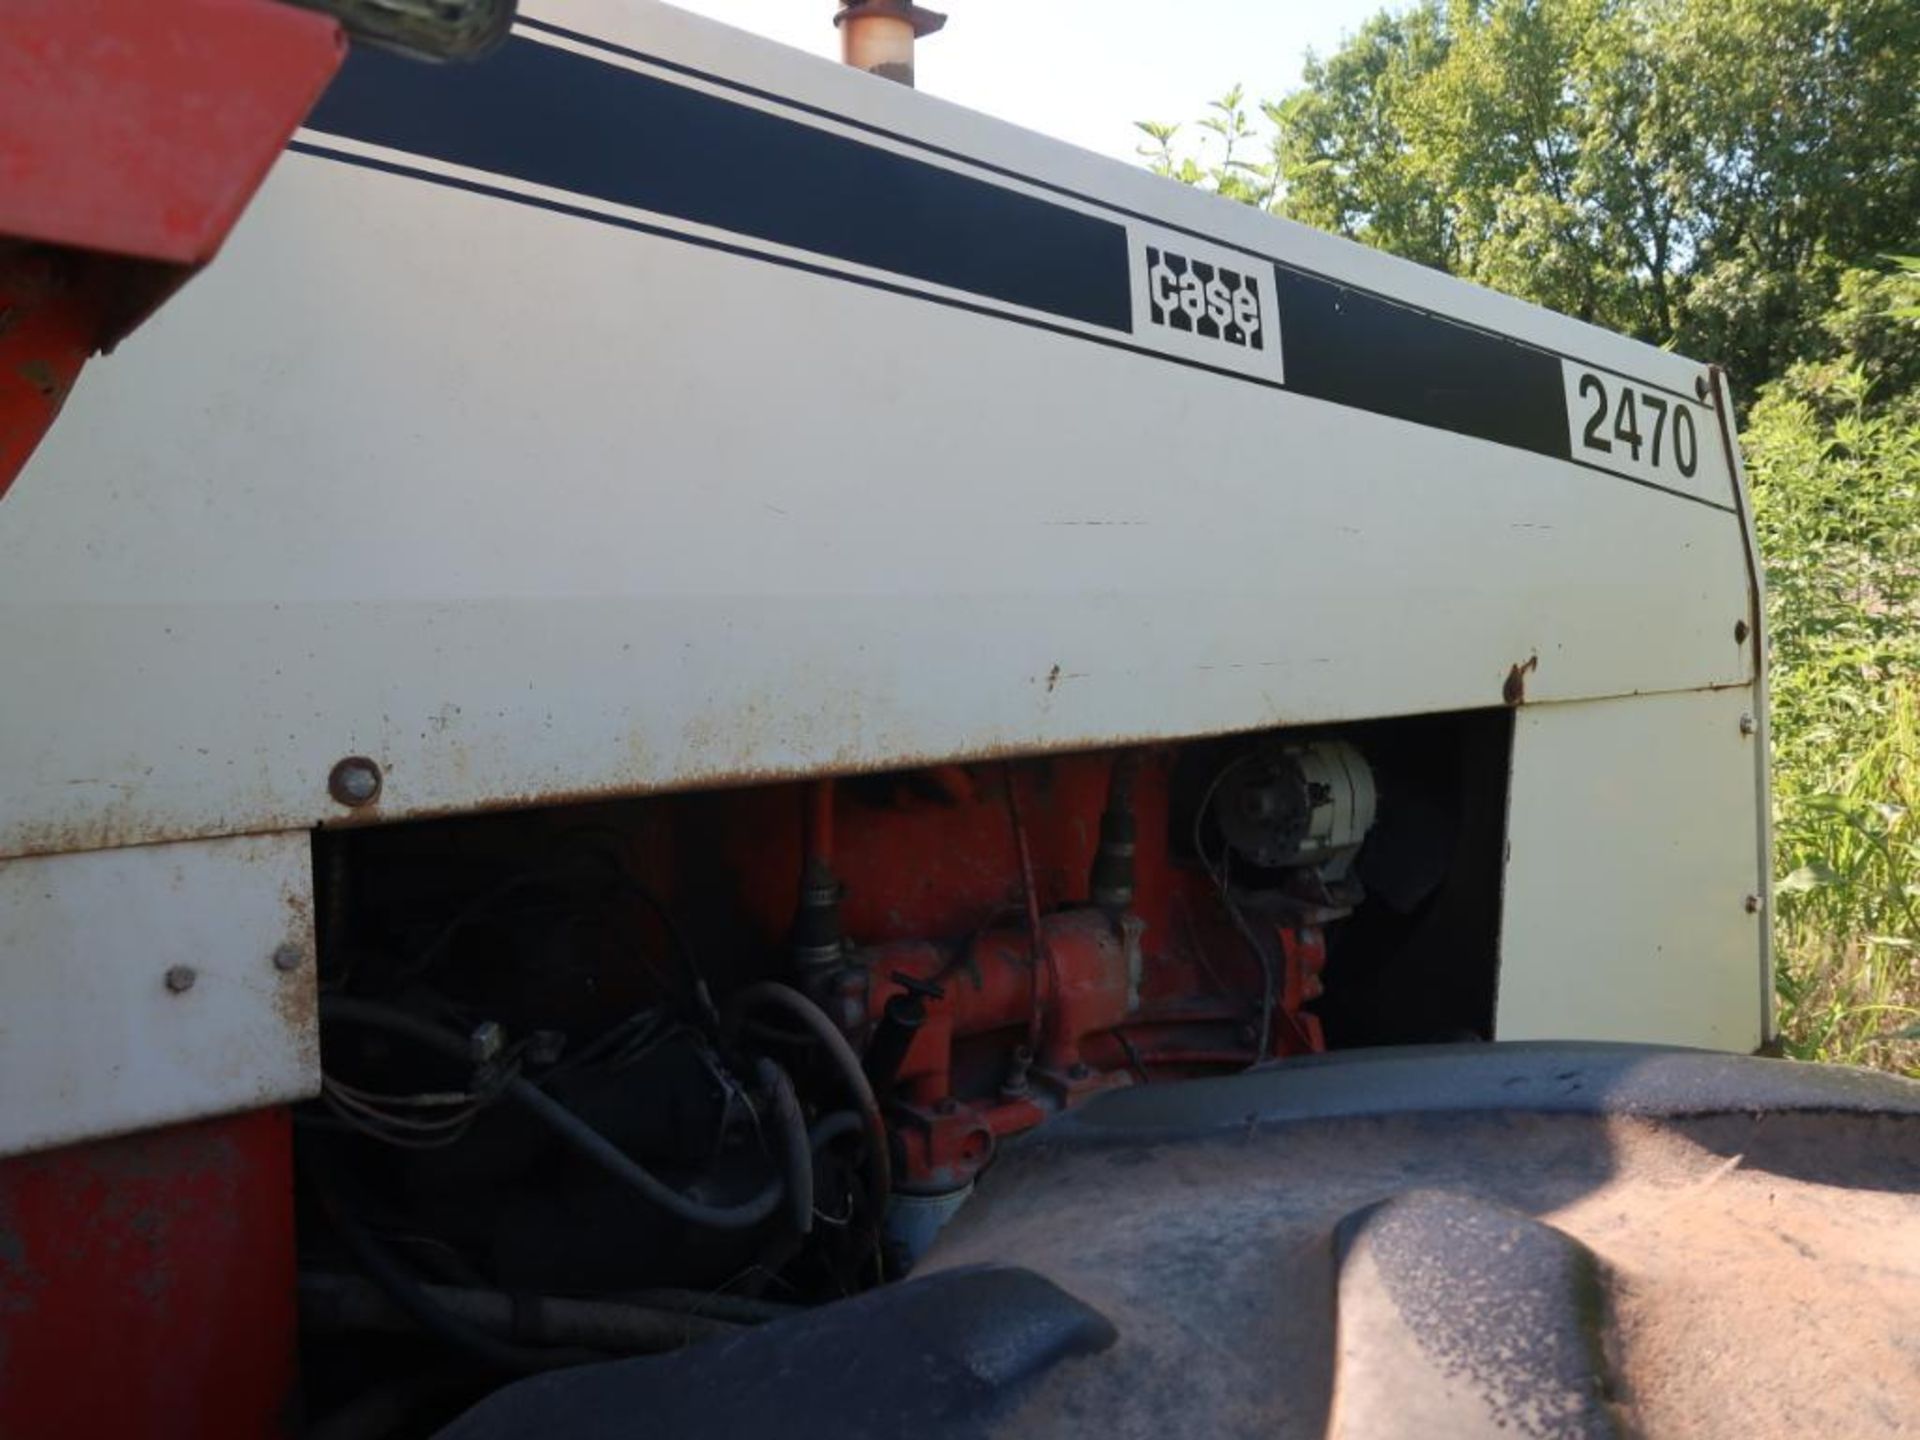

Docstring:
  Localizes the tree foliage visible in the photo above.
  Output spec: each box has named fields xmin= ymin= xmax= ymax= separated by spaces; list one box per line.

xmin=1136 ymin=86 xmax=1282 ymax=209
xmin=1749 ymin=259 xmax=1920 ymax=1070
xmin=1141 ymin=0 xmax=1920 ymax=397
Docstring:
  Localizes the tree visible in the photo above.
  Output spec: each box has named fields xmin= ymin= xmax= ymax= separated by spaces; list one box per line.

xmin=1662 ymin=0 xmax=1920 ymax=387
xmin=1134 ymin=86 xmax=1278 ymax=210
xmin=1271 ymin=5 xmax=1454 ymax=269
xmin=1142 ymin=0 xmax=1920 ymax=396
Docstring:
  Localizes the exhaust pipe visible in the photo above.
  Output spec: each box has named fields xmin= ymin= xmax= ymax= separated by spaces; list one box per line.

xmin=834 ymin=1 xmax=945 ymax=87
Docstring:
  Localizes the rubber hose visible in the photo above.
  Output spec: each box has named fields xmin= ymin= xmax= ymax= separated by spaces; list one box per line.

xmin=320 ymin=996 xmax=783 ymax=1231
xmin=756 ymin=1056 xmax=813 ymax=1237
xmin=616 ymin=1287 xmax=801 ymax=1325
xmin=314 ymin=1177 xmax=593 ymax=1374
xmin=308 ymin=1369 xmax=471 ymax=1440
xmin=727 ymin=982 xmax=892 ymax=1222
xmin=809 ymin=1110 xmax=866 ymax=1153
xmin=300 ymin=1271 xmax=742 ymax=1353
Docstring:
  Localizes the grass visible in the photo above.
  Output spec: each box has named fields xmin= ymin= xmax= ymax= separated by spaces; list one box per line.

xmin=1773 ymin=683 xmax=1920 ymax=1076
xmin=1745 ymin=297 xmax=1920 ymax=1077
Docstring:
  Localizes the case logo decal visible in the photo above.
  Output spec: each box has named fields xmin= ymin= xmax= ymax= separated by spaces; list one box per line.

xmin=1145 ymin=246 xmax=1265 ymax=351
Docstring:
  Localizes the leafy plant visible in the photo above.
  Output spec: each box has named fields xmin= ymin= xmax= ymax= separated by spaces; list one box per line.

xmin=1750 ymin=303 xmax=1920 ymax=1074
xmin=1135 ymin=86 xmax=1280 ymax=210
xmin=1769 ymin=689 xmax=1920 ymax=1073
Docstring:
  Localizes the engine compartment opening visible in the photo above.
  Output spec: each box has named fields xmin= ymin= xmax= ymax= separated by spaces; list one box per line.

xmin=295 ymin=709 xmax=1510 ymax=1430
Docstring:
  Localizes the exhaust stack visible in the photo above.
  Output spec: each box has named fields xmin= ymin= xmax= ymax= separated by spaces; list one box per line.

xmin=834 ymin=1 xmax=945 ymax=87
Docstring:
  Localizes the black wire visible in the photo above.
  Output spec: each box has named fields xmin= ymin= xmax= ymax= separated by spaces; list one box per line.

xmin=544 ymin=1005 xmax=672 ymax=1080
xmin=322 ymin=996 xmax=785 ymax=1231
xmin=1193 ymin=754 xmax=1279 ymax=1061
xmin=385 ymin=831 xmax=719 ymax=1032
xmin=611 ymin=875 xmax=720 ymax=1032
xmin=387 ymin=874 xmax=540 ymax=988
xmin=551 ymin=827 xmax=721 ymax=1031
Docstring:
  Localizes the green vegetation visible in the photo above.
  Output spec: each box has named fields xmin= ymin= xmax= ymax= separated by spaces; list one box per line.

xmin=1142 ymin=0 xmax=1920 ymax=1070
xmin=1752 ymin=261 xmax=1920 ymax=1072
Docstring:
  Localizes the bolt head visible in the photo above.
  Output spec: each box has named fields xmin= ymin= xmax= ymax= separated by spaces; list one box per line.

xmin=272 ymin=943 xmax=304 ymax=972
xmin=328 ymin=756 xmax=382 ymax=808
xmin=164 ymin=965 xmax=197 ymax=994
xmin=1739 ymin=713 xmax=1758 ymax=736
xmin=1744 ymin=893 xmax=1763 ymax=914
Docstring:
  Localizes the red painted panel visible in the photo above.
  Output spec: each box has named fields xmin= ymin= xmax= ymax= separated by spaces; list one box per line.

xmin=0 ymin=0 xmax=343 ymax=498
xmin=0 ymin=246 xmax=110 ymax=502
xmin=0 ymin=1108 xmax=299 ymax=1440
xmin=0 ymin=0 xmax=344 ymax=265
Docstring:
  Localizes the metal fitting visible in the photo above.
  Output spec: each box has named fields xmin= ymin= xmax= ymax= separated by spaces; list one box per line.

xmin=1739 ymin=713 xmax=1758 ymax=736
xmin=1744 ymin=893 xmax=1764 ymax=914
xmin=272 ymin=943 xmax=304 ymax=972
xmin=164 ymin=965 xmax=197 ymax=994
xmin=999 ymin=1045 xmax=1034 ymax=1101
xmin=469 ymin=1020 xmax=506 ymax=1064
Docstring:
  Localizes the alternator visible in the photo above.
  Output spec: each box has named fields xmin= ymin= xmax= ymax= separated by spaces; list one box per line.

xmin=1214 ymin=740 xmax=1377 ymax=877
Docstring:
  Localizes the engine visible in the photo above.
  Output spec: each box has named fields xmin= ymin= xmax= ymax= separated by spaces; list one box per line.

xmin=296 ymin=712 xmax=1507 ymax=1428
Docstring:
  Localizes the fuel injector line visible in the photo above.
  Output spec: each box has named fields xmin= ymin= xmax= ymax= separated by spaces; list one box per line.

xmin=1003 ymin=764 xmax=1062 ymax=1058
xmin=1090 ymin=752 xmax=1140 ymax=917
xmin=862 ymin=971 xmax=942 ymax=1091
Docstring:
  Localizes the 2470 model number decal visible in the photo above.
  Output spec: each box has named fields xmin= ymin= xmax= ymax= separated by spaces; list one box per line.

xmin=1575 ymin=370 xmax=1698 ymax=475
xmin=1560 ymin=361 xmax=1725 ymax=502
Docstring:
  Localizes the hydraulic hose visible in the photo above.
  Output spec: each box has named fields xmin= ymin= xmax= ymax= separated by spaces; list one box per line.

xmin=616 ymin=1288 xmax=801 ymax=1325
xmin=320 ymin=995 xmax=783 ymax=1231
xmin=727 ymin=982 xmax=892 ymax=1224
xmin=756 ymin=1055 xmax=813 ymax=1238
xmin=308 ymin=1369 xmax=470 ymax=1440
xmin=308 ymin=1169 xmax=594 ymax=1374
xmin=808 ymin=1110 xmax=866 ymax=1153
xmin=300 ymin=1271 xmax=744 ymax=1354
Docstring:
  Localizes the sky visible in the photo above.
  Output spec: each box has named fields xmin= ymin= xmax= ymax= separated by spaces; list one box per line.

xmin=661 ymin=1 xmax=1392 ymax=164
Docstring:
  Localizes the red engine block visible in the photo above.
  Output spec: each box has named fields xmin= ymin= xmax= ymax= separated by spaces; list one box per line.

xmin=749 ymin=757 xmax=1332 ymax=1193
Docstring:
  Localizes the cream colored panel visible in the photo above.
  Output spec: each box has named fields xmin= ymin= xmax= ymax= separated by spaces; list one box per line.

xmin=0 ymin=833 xmax=317 ymax=1157
xmin=1498 ymin=688 xmax=1768 ymax=1049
